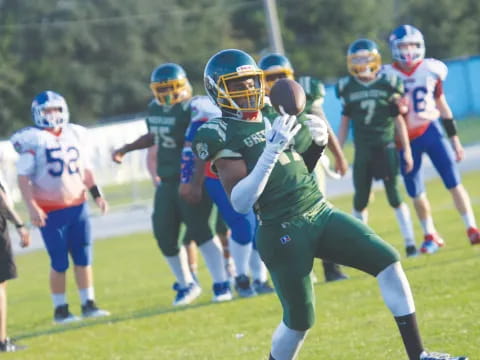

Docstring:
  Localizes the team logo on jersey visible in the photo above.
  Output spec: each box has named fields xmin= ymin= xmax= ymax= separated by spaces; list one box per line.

xmin=195 ymin=142 xmax=209 ymax=160
xmin=280 ymin=235 xmax=292 ymax=245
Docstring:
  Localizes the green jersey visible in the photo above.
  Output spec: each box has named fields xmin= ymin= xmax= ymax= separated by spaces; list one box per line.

xmin=298 ymin=76 xmax=326 ymax=115
xmin=192 ymin=115 xmax=323 ymax=223
xmin=146 ymin=99 xmax=192 ymax=180
xmin=335 ymin=73 xmax=404 ymax=146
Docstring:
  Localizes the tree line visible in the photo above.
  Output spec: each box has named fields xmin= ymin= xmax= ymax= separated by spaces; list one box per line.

xmin=0 ymin=0 xmax=479 ymax=137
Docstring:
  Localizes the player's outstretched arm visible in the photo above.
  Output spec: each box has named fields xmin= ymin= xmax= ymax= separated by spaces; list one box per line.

xmin=112 ymin=133 xmax=155 ymax=164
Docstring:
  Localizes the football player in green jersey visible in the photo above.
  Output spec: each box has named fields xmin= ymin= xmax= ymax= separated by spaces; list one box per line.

xmin=259 ymin=53 xmax=349 ymax=282
xmin=193 ymin=49 xmax=467 ymax=360
xmin=336 ymin=39 xmax=418 ymax=257
xmin=112 ymin=63 xmax=232 ymax=306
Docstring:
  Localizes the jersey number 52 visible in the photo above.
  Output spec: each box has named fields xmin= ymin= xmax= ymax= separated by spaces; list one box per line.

xmin=46 ymin=146 xmax=80 ymax=177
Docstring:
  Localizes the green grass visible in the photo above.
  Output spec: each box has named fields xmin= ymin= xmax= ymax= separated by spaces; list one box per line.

xmin=6 ymin=171 xmax=480 ymax=360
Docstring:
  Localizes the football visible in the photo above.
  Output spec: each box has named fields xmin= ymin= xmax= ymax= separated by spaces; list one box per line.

xmin=269 ymin=78 xmax=306 ymax=116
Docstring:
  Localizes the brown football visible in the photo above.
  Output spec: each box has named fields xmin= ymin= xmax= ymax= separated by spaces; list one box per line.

xmin=269 ymin=78 xmax=306 ymax=115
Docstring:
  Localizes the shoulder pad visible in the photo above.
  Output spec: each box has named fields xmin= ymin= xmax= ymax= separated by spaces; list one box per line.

xmin=423 ymin=58 xmax=448 ymax=81
xmin=380 ymin=64 xmax=395 ymax=75
xmin=67 ymin=123 xmax=89 ymax=141
xmin=10 ymin=127 xmax=42 ymax=154
xmin=336 ymin=76 xmax=350 ymax=97
xmin=190 ymin=96 xmax=221 ymax=122
xmin=193 ymin=118 xmax=228 ymax=161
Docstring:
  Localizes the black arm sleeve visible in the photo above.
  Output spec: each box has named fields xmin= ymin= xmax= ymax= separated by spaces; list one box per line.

xmin=301 ymin=142 xmax=327 ymax=173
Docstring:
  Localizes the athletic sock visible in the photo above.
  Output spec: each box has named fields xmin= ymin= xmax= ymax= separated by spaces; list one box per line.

xmin=419 ymin=216 xmax=436 ymax=236
xmin=229 ymin=237 xmax=251 ymax=276
xmin=51 ymin=293 xmax=67 ymax=308
xmin=394 ymin=313 xmax=424 ymax=360
xmin=165 ymin=246 xmax=193 ymax=287
xmin=79 ymin=287 xmax=95 ymax=305
xmin=270 ymin=322 xmax=308 ymax=360
xmin=250 ymin=248 xmax=268 ymax=282
xmin=199 ymin=237 xmax=227 ymax=283
xmin=461 ymin=211 xmax=477 ymax=229
xmin=352 ymin=209 xmax=368 ymax=223
xmin=394 ymin=203 xmax=416 ymax=246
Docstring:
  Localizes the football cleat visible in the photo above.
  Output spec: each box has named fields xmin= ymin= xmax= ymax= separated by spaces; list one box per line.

xmin=420 ymin=233 xmax=445 ymax=254
xmin=234 ymin=275 xmax=256 ymax=298
xmin=0 ymin=338 xmax=26 ymax=352
xmin=406 ymin=245 xmax=419 ymax=258
xmin=172 ymin=282 xmax=202 ymax=306
xmin=252 ymin=279 xmax=275 ymax=295
xmin=419 ymin=350 xmax=468 ymax=360
xmin=81 ymin=300 xmax=111 ymax=319
xmin=467 ymin=227 xmax=480 ymax=245
xmin=54 ymin=304 xmax=81 ymax=324
xmin=212 ymin=281 xmax=233 ymax=302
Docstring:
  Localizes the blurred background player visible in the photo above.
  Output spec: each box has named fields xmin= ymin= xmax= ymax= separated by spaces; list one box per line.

xmin=336 ymin=38 xmax=418 ymax=257
xmin=180 ymin=96 xmax=274 ymax=297
xmin=11 ymin=91 xmax=110 ymax=324
xmin=258 ymin=53 xmax=349 ymax=281
xmin=0 ymin=176 xmax=30 ymax=352
xmin=384 ymin=25 xmax=480 ymax=253
xmin=112 ymin=64 xmax=231 ymax=305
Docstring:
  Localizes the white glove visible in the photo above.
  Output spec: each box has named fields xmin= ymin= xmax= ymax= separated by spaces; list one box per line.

xmin=265 ymin=109 xmax=302 ymax=154
xmin=304 ymin=114 xmax=329 ymax=146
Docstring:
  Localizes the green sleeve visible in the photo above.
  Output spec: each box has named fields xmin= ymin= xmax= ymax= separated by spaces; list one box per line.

xmin=192 ymin=119 xmax=227 ymax=161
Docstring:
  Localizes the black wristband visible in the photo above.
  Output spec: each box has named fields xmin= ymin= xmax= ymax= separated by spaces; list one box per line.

xmin=89 ymin=185 xmax=102 ymax=199
xmin=441 ymin=118 xmax=458 ymax=137
xmin=15 ymin=223 xmax=25 ymax=229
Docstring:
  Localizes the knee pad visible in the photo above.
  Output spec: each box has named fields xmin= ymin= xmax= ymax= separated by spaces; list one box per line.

xmin=283 ymin=302 xmax=315 ymax=331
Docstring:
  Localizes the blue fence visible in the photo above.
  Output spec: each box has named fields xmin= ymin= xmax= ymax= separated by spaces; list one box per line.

xmin=323 ymin=55 xmax=480 ymax=132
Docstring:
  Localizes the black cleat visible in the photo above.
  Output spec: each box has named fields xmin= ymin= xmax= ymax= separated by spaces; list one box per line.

xmin=81 ymin=300 xmax=110 ymax=318
xmin=54 ymin=304 xmax=81 ymax=324
xmin=406 ymin=245 xmax=419 ymax=258
xmin=0 ymin=338 xmax=26 ymax=352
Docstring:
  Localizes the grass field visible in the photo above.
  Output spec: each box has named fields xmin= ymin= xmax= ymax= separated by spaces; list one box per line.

xmin=5 ymin=169 xmax=480 ymax=359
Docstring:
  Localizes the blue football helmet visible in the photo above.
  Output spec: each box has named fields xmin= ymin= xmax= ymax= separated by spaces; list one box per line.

xmin=31 ymin=91 xmax=70 ymax=129
xmin=389 ymin=24 xmax=425 ymax=67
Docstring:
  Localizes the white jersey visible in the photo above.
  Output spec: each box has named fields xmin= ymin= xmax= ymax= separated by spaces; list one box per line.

xmin=189 ymin=95 xmax=222 ymax=124
xmin=10 ymin=124 xmax=93 ymax=211
xmin=382 ymin=58 xmax=447 ymax=139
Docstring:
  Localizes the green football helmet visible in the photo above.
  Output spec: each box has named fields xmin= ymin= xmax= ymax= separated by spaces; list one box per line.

xmin=258 ymin=53 xmax=294 ymax=95
xmin=204 ymin=49 xmax=264 ymax=118
xmin=347 ymin=39 xmax=382 ymax=78
xmin=150 ymin=63 xmax=192 ymax=105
